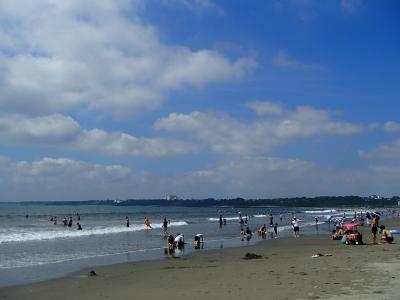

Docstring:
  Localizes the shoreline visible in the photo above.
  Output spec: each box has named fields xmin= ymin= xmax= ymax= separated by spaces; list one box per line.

xmin=1 ymin=217 xmax=399 ymax=299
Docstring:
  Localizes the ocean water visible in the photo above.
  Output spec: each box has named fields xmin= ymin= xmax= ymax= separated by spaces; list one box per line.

xmin=0 ymin=204 xmax=365 ymax=287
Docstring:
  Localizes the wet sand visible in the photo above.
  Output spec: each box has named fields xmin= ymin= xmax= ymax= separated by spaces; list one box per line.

xmin=1 ymin=218 xmax=399 ymax=300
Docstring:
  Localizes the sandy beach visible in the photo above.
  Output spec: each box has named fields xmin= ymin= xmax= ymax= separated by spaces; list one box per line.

xmin=1 ymin=218 xmax=399 ymax=300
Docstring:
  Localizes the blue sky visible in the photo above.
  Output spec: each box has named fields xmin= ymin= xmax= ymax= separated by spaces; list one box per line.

xmin=0 ymin=0 xmax=399 ymax=201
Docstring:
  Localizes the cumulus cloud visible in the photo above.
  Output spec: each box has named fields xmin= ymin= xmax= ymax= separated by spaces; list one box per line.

xmin=155 ymin=102 xmax=365 ymax=156
xmin=0 ymin=114 xmax=197 ymax=157
xmin=0 ymin=156 xmax=136 ymax=201
xmin=272 ymin=50 xmax=320 ymax=70
xmin=1 ymin=154 xmax=400 ymax=201
xmin=0 ymin=0 xmax=255 ymax=117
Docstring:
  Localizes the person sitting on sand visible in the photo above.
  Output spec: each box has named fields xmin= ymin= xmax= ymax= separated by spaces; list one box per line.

xmin=258 ymin=224 xmax=266 ymax=236
xmin=194 ymin=234 xmax=203 ymax=249
xmin=332 ymin=227 xmax=343 ymax=240
xmin=380 ymin=226 xmax=394 ymax=244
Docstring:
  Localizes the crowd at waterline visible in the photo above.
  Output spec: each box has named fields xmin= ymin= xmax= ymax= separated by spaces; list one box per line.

xmin=39 ymin=209 xmax=397 ymax=253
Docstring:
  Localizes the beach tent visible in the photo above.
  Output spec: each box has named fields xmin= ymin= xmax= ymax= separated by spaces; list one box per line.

xmin=342 ymin=223 xmax=363 ymax=231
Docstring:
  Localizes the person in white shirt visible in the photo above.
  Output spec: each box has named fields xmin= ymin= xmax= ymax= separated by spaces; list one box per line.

xmin=291 ymin=218 xmax=300 ymax=238
xmin=174 ymin=233 xmax=185 ymax=249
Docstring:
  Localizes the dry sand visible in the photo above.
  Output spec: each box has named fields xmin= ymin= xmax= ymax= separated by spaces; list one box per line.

xmin=1 ymin=218 xmax=399 ymax=300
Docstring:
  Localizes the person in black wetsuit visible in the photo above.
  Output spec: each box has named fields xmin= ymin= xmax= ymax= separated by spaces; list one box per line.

xmin=163 ymin=218 xmax=168 ymax=234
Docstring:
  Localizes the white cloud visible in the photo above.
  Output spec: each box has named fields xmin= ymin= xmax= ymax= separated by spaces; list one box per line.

xmin=0 ymin=114 xmax=197 ymax=157
xmin=1 ymin=154 xmax=400 ymax=201
xmin=247 ymin=101 xmax=284 ymax=116
xmin=272 ymin=50 xmax=320 ymax=70
xmin=384 ymin=121 xmax=400 ymax=133
xmin=0 ymin=0 xmax=255 ymax=117
xmin=155 ymin=102 xmax=364 ymax=156
xmin=0 ymin=156 xmax=136 ymax=201
xmin=360 ymin=139 xmax=400 ymax=159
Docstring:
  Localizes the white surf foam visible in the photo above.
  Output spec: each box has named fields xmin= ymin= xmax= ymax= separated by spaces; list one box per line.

xmin=0 ymin=221 xmax=187 ymax=244
xmin=303 ymin=209 xmax=337 ymax=214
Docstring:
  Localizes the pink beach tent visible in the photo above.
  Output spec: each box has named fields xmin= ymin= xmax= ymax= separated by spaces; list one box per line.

xmin=342 ymin=223 xmax=363 ymax=231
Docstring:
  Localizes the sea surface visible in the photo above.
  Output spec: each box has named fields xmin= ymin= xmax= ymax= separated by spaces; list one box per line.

xmin=0 ymin=204 xmax=377 ymax=287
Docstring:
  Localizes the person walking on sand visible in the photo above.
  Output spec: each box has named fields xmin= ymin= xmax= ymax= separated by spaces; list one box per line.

xmin=219 ymin=214 xmax=223 ymax=227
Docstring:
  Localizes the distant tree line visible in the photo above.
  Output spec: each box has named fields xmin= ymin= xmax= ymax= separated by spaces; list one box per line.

xmin=15 ymin=195 xmax=398 ymax=208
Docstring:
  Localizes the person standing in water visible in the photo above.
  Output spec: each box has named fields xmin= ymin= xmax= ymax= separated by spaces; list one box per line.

xmin=125 ymin=216 xmax=130 ymax=227
xmin=144 ymin=217 xmax=152 ymax=228
xmin=292 ymin=218 xmax=300 ymax=238
xmin=219 ymin=215 xmax=223 ymax=227
xmin=77 ymin=223 xmax=82 ymax=230
xmin=163 ymin=218 xmax=168 ymax=234
xmin=273 ymin=223 xmax=278 ymax=237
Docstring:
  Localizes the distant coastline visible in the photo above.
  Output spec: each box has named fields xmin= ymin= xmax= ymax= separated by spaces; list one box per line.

xmin=2 ymin=195 xmax=398 ymax=208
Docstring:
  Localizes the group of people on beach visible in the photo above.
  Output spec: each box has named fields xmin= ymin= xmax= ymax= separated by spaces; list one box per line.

xmin=331 ymin=211 xmax=395 ymax=245
xmin=50 ymin=214 xmax=82 ymax=230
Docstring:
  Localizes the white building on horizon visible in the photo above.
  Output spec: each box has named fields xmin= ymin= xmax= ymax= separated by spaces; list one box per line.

xmin=165 ymin=195 xmax=178 ymax=201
